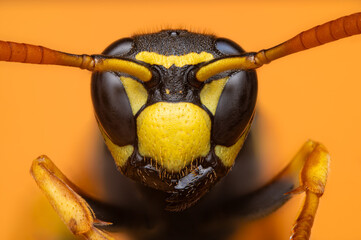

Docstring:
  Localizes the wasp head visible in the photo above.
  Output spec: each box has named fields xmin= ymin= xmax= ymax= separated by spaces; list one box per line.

xmin=91 ymin=30 xmax=257 ymax=211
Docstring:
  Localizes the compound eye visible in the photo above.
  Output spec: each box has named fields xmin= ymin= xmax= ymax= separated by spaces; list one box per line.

xmin=91 ymin=71 xmax=136 ymax=146
xmin=212 ymin=70 xmax=257 ymax=146
xmin=215 ymin=38 xmax=245 ymax=55
xmin=102 ymin=38 xmax=134 ymax=56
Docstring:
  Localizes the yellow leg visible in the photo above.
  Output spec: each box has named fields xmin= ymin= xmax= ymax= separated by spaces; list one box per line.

xmin=286 ymin=141 xmax=330 ymax=240
xmin=30 ymin=155 xmax=115 ymax=240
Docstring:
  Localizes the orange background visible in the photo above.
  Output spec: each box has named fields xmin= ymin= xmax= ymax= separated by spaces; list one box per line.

xmin=1 ymin=1 xmax=361 ymax=239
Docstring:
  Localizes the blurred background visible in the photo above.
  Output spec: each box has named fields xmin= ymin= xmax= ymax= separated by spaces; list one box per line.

xmin=1 ymin=1 xmax=361 ymax=239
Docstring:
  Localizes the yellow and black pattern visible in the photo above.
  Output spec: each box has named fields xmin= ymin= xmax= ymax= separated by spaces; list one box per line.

xmin=91 ymin=29 xmax=258 ymax=210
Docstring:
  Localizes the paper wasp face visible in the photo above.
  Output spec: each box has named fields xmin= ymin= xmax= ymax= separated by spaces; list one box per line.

xmin=91 ymin=30 xmax=257 ymax=210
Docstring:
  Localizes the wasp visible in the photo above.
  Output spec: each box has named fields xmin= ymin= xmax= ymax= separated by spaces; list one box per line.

xmin=1 ymin=10 xmax=360 ymax=240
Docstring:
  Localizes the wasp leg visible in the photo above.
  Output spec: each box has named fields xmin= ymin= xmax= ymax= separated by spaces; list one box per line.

xmin=209 ymin=140 xmax=329 ymax=240
xmin=287 ymin=141 xmax=329 ymax=240
xmin=30 ymin=155 xmax=115 ymax=240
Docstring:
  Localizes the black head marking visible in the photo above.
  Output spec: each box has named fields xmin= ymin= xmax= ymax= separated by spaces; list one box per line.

xmin=102 ymin=38 xmax=134 ymax=56
xmin=91 ymin=71 xmax=136 ymax=146
xmin=215 ymin=38 xmax=245 ymax=55
xmin=131 ymin=30 xmax=217 ymax=56
xmin=213 ymin=71 xmax=257 ymax=146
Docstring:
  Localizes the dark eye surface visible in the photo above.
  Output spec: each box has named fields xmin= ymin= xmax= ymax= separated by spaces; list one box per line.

xmin=102 ymin=38 xmax=134 ymax=56
xmin=91 ymin=71 xmax=136 ymax=146
xmin=215 ymin=38 xmax=245 ymax=55
xmin=212 ymin=70 xmax=257 ymax=146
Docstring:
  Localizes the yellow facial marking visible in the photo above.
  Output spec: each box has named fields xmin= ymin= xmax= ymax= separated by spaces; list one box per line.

xmin=137 ymin=102 xmax=211 ymax=172
xmin=99 ymin=125 xmax=134 ymax=168
xmin=135 ymin=51 xmax=214 ymax=68
xmin=120 ymin=76 xmax=148 ymax=115
xmin=215 ymin=125 xmax=251 ymax=167
xmin=200 ymin=77 xmax=228 ymax=115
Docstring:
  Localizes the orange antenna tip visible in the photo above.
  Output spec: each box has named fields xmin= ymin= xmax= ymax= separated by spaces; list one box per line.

xmin=0 ymin=40 xmax=153 ymax=82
